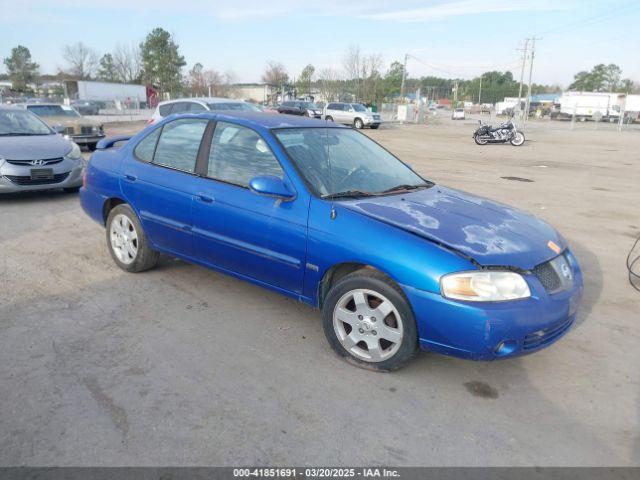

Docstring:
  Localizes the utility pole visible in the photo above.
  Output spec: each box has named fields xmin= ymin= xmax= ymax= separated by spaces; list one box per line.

xmin=400 ymin=53 xmax=408 ymax=102
xmin=478 ymin=75 xmax=483 ymax=105
xmin=517 ymin=38 xmax=529 ymax=119
xmin=524 ymin=37 xmax=540 ymax=126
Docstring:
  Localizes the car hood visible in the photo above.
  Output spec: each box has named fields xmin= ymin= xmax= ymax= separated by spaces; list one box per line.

xmin=40 ymin=116 xmax=99 ymax=127
xmin=342 ymin=186 xmax=565 ymax=270
xmin=0 ymin=134 xmax=73 ymax=160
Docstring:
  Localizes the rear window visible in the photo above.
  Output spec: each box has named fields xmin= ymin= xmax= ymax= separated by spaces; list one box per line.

xmin=159 ymin=104 xmax=173 ymax=116
xmin=207 ymin=102 xmax=254 ymax=111
xmin=27 ymin=105 xmax=79 ymax=117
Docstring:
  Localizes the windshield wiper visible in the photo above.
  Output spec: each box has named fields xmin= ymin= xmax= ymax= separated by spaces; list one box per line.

xmin=378 ymin=182 xmax=433 ymax=195
xmin=322 ymin=190 xmax=377 ymax=200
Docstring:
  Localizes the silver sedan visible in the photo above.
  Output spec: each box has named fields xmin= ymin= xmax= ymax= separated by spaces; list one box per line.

xmin=0 ymin=106 xmax=85 ymax=194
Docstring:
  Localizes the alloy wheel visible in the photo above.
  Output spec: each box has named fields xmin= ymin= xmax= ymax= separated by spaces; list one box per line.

xmin=332 ymin=288 xmax=404 ymax=362
xmin=511 ymin=132 xmax=525 ymax=146
xmin=109 ymin=214 xmax=138 ymax=265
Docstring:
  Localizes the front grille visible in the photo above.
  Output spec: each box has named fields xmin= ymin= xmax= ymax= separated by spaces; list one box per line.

xmin=523 ymin=317 xmax=573 ymax=350
xmin=533 ymin=254 xmax=573 ymax=293
xmin=62 ymin=127 xmax=75 ymax=135
xmin=533 ymin=261 xmax=562 ymax=291
xmin=5 ymin=157 xmax=64 ymax=166
xmin=4 ymin=172 xmax=70 ymax=186
xmin=80 ymin=126 xmax=95 ymax=134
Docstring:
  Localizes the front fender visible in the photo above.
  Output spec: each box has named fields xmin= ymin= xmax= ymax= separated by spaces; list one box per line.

xmin=303 ymin=198 xmax=475 ymax=304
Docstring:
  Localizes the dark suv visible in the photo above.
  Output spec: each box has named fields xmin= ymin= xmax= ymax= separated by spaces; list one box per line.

xmin=277 ymin=101 xmax=322 ymax=118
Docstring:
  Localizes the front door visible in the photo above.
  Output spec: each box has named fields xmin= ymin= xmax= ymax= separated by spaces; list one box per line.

xmin=191 ymin=121 xmax=308 ymax=294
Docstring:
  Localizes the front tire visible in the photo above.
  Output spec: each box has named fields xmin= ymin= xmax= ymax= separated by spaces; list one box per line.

xmin=325 ymin=116 xmax=333 ymax=122
xmin=510 ymin=131 xmax=525 ymax=146
xmin=63 ymin=186 xmax=80 ymax=193
xmin=370 ymin=124 xmax=380 ymax=129
xmin=353 ymin=118 xmax=364 ymax=129
xmin=106 ymin=204 xmax=159 ymax=273
xmin=322 ymin=270 xmax=418 ymax=371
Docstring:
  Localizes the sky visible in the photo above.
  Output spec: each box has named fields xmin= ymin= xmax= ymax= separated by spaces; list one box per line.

xmin=1 ymin=0 xmax=639 ymax=87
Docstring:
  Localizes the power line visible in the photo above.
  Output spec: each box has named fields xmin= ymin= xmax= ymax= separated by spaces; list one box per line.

xmin=536 ymin=1 xmax=640 ymax=36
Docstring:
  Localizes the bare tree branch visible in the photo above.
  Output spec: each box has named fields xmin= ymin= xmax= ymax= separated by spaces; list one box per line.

xmin=62 ymin=42 xmax=98 ymax=79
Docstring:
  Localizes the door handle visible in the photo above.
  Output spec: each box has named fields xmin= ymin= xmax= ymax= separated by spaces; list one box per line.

xmin=196 ymin=193 xmax=214 ymax=203
xmin=124 ymin=173 xmax=137 ymax=182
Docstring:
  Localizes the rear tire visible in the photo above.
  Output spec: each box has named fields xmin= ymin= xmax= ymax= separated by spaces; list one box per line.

xmin=106 ymin=204 xmax=159 ymax=273
xmin=322 ymin=269 xmax=418 ymax=371
xmin=353 ymin=118 xmax=364 ymax=129
xmin=370 ymin=125 xmax=380 ymax=129
xmin=474 ymin=134 xmax=489 ymax=145
xmin=87 ymin=143 xmax=98 ymax=151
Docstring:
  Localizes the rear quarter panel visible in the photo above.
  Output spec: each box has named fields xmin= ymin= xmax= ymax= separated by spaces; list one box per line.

xmin=80 ymin=147 xmax=126 ymax=224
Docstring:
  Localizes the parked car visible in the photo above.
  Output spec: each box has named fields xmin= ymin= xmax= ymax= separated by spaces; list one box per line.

xmin=71 ymin=100 xmax=100 ymax=116
xmin=149 ymin=97 xmax=261 ymax=124
xmin=323 ymin=102 xmax=381 ymax=129
xmin=277 ymin=101 xmax=322 ymax=119
xmin=17 ymin=103 xmax=105 ymax=150
xmin=0 ymin=106 xmax=85 ymax=194
xmin=80 ymin=112 xmax=583 ymax=370
xmin=451 ymin=108 xmax=466 ymax=120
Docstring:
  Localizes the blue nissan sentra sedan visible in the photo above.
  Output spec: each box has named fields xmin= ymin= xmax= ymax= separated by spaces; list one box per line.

xmin=80 ymin=112 xmax=583 ymax=370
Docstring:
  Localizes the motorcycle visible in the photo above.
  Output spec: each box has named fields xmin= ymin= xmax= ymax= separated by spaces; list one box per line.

xmin=473 ymin=118 xmax=525 ymax=146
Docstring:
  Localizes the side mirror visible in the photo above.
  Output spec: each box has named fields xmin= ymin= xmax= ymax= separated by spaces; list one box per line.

xmin=249 ymin=175 xmax=295 ymax=200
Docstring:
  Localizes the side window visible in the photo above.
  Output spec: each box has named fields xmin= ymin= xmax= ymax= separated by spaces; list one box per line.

xmin=327 ymin=103 xmax=336 ymax=110
xmin=159 ymin=104 xmax=172 ymax=117
xmin=153 ymin=119 xmax=208 ymax=173
xmin=335 ymin=104 xmax=345 ymax=111
xmin=188 ymin=102 xmax=206 ymax=112
xmin=207 ymin=122 xmax=283 ymax=187
xmin=133 ymin=128 xmax=161 ymax=162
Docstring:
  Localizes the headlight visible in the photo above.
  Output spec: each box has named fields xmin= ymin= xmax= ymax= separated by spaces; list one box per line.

xmin=66 ymin=143 xmax=82 ymax=160
xmin=441 ymin=271 xmax=531 ymax=302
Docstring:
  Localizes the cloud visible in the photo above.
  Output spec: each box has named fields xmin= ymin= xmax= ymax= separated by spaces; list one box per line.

xmin=0 ymin=0 xmax=571 ymax=23
xmin=358 ymin=0 xmax=570 ymax=22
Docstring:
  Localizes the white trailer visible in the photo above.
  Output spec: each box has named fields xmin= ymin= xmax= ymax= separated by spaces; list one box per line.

xmin=63 ymin=80 xmax=147 ymax=106
xmin=559 ymin=91 xmax=623 ymax=121
xmin=622 ymin=94 xmax=640 ymax=122
xmin=623 ymin=94 xmax=640 ymax=112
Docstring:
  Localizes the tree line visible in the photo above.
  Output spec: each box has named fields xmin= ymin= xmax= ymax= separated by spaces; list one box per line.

xmin=2 ymin=30 xmax=637 ymax=104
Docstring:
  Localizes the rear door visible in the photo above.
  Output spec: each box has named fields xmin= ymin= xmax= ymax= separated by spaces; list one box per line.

xmin=120 ymin=118 xmax=209 ymax=257
xmin=334 ymin=103 xmax=348 ymax=123
xmin=190 ymin=121 xmax=308 ymax=294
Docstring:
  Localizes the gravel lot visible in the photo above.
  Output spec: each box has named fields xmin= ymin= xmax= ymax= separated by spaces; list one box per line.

xmin=1 ymin=116 xmax=638 ymax=466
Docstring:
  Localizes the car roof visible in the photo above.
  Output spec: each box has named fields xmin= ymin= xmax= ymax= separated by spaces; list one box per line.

xmin=172 ymin=111 xmax=347 ymax=130
xmin=17 ymin=102 xmax=64 ymax=107
xmin=158 ymin=97 xmax=246 ymax=106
